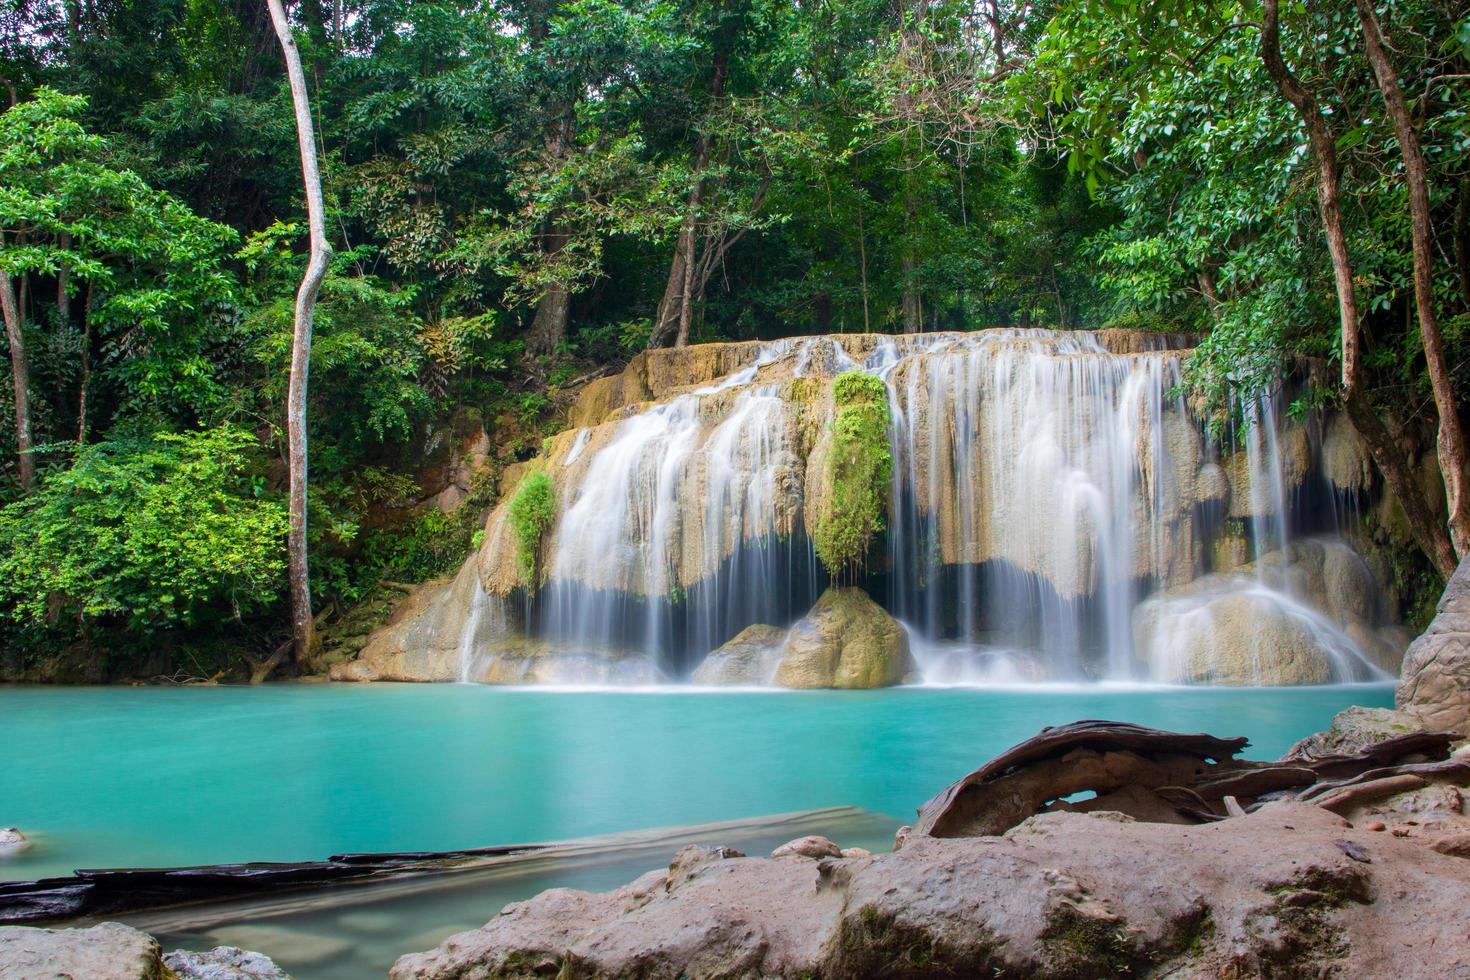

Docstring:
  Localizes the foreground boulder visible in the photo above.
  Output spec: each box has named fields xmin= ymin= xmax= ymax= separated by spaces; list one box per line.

xmin=0 ymin=924 xmax=291 ymax=980
xmin=391 ymin=721 xmax=1470 ymax=979
xmin=391 ymin=801 xmax=1470 ymax=980
xmin=773 ymin=588 xmax=915 ymax=689
xmin=0 ymin=923 xmax=165 ymax=980
xmin=1399 ymin=553 xmax=1470 ymax=736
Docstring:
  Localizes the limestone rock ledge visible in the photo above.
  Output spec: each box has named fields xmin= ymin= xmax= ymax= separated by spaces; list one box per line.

xmin=1398 ymin=554 xmax=1470 ymax=736
xmin=390 ymin=801 xmax=1470 ymax=980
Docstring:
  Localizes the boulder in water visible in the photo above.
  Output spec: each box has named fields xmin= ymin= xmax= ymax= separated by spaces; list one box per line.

xmin=773 ymin=589 xmax=914 ymax=689
xmin=1134 ymin=583 xmax=1380 ymax=685
xmin=1398 ymin=555 xmax=1470 ymax=737
xmin=471 ymin=639 xmax=665 ymax=686
xmin=0 ymin=827 xmax=28 ymax=856
xmin=691 ymin=625 xmax=787 ymax=685
xmin=163 ymin=946 xmax=292 ymax=979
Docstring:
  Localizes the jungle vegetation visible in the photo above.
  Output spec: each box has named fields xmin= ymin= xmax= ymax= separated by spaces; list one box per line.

xmin=0 ymin=0 xmax=1465 ymax=675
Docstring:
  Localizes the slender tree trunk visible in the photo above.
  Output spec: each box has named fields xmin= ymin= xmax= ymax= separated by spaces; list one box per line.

xmin=650 ymin=53 xmax=728 ymax=350
xmin=0 ymin=270 xmax=32 ymax=492
xmin=1355 ymin=0 xmax=1470 ymax=559
xmin=857 ymin=195 xmax=871 ymax=333
xmin=77 ymin=286 xmax=92 ymax=445
xmin=268 ymin=0 xmax=333 ymax=670
xmin=901 ymin=177 xmax=921 ymax=333
xmin=1260 ymin=0 xmax=1456 ymax=580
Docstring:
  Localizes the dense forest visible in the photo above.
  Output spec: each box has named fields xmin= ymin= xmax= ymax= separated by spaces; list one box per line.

xmin=0 ymin=0 xmax=1466 ymax=679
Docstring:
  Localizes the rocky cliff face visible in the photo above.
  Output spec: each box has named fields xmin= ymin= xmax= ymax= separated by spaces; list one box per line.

xmin=1398 ymin=554 xmax=1470 ymax=734
xmin=338 ymin=329 xmax=1418 ymax=686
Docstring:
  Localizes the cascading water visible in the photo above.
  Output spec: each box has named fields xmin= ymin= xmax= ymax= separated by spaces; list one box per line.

xmin=456 ymin=329 xmax=1402 ymax=686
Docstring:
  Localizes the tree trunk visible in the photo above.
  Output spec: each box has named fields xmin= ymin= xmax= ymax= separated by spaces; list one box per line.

xmin=1355 ymin=0 xmax=1470 ymax=559
xmin=0 ymin=270 xmax=32 ymax=491
xmin=650 ymin=52 xmax=728 ymax=350
xmin=901 ymin=179 xmax=921 ymax=332
xmin=526 ymin=276 xmax=571 ymax=355
xmin=268 ymin=0 xmax=333 ymax=668
xmin=1259 ymin=0 xmax=1456 ymax=580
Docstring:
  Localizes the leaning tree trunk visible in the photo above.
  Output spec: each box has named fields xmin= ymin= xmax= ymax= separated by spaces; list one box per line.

xmin=1355 ymin=0 xmax=1470 ymax=560
xmin=1259 ymin=0 xmax=1456 ymax=581
xmin=0 ymin=269 xmax=32 ymax=492
xmin=268 ymin=0 xmax=333 ymax=670
xmin=650 ymin=53 xmax=728 ymax=350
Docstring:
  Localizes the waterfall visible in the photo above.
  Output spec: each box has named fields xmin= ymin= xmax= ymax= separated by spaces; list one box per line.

xmin=458 ymin=328 xmax=1402 ymax=686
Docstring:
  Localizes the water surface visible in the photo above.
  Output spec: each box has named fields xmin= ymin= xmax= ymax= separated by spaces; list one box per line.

xmin=2 ymin=682 xmax=1393 ymax=881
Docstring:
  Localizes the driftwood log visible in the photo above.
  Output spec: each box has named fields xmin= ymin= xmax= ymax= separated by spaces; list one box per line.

xmin=914 ymin=719 xmax=1464 ymax=838
xmin=0 ymin=842 xmax=544 ymax=925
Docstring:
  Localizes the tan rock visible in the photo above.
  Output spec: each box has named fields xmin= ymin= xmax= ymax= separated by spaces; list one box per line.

xmin=770 ymin=835 xmax=842 ymax=859
xmin=1397 ymin=554 xmax=1470 ymax=736
xmin=0 ymin=923 xmax=165 ymax=980
xmin=773 ymin=589 xmax=914 ymax=689
xmin=331 ymin=559 xmax=507 ymax=683
xmin=690 ymin=625 xmax=787 ymax=685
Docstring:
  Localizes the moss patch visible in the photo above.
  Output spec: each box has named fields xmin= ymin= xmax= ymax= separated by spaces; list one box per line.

xmin=507 ymin=471 xmax=557 ymax=583
xmin=813 ymin=371 xmax=892 ymax=580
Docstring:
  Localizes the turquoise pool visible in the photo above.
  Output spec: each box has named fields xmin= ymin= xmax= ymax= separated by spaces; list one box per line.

xmin=1 ymin=682 xmax=1393 ymax=881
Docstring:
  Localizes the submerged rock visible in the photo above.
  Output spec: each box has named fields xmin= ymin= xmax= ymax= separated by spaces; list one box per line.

xmin=0 ymin=923 xmax=164 ymax=980
xmin=690 ymin=625 xmax=787 ymax=685
xmin=470 ymin=640 xmax=665 ymax=685
xmin=389 ymin=802 xmax=1470 ymax=980
xmin=163 ymin=946 xmax=292 ymax=979
xmin=773 ymin=588 xmax=914 ymax=689
xmin=1398 ymin=554 xmax=1470 ymax=736
xmin=0 ymin=827 xmax=28 ymax=855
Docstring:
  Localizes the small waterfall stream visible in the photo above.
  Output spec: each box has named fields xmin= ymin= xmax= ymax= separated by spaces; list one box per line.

xmin=461 ymin=329 xmax=1403 ymax=686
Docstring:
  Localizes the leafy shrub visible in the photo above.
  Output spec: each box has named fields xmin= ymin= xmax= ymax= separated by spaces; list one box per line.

xmin=813 ymin=371 xmax=892 ymax=579
xmin=508 ymin=471 xmax=557 ymax=582
xmin=0 ymin=425 xmax=287 ymax=631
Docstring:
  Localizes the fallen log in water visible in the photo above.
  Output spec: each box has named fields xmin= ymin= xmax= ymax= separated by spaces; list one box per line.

xmin=0 ymin=842 xmax=543 ymax=925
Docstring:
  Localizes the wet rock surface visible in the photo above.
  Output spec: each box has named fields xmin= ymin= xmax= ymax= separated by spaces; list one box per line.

xmin=690 ymin=625 xmax=788 ymax=685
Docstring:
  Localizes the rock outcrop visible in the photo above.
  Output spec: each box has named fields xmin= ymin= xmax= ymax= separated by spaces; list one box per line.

xmin=0 ymin=923 xmax=165 ymax=980
xmin=691 ymin=625 xmax=787 ymax=685
xmin=329 ymin=561 xmax=490 ymax=682
xmin=773 ymin=589 xmax=915 ymax=689
xmin=1398 ymin=554 xmax=1470 ymax=736
xmin=392 ymin=770 xmax=1470 ymax=979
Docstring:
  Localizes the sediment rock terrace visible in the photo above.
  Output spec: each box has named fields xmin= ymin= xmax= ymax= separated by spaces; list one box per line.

xmin=333 ymin=329 xmax=1421 ymax=687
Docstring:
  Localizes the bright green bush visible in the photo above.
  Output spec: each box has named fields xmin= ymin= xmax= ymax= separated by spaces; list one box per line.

xmin=508 ymin=471 xmax=557 ymax=582
xmin=813 ymin=371 xmax=892 ymax=579
xmin=0 ymin=425 xmax=287 ymax=631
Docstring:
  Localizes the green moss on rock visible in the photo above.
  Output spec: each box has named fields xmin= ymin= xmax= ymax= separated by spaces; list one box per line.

xmin=507 ymin=471 xmax=557 ymax=583
xmin=814 ymin=371 xmax=892 ymax=579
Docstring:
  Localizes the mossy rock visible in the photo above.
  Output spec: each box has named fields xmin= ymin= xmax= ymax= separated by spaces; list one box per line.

xmin=774 ymin=588 xmax=914 ymax=689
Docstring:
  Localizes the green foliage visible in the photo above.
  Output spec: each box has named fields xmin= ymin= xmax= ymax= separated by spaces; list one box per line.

xmin=0 ymin=426 xmax=287 ymax=633
xmin=508 ymin=471 xmax=557 ymax=582
xmin=814 ymin=371 xmax=891 ymax=579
